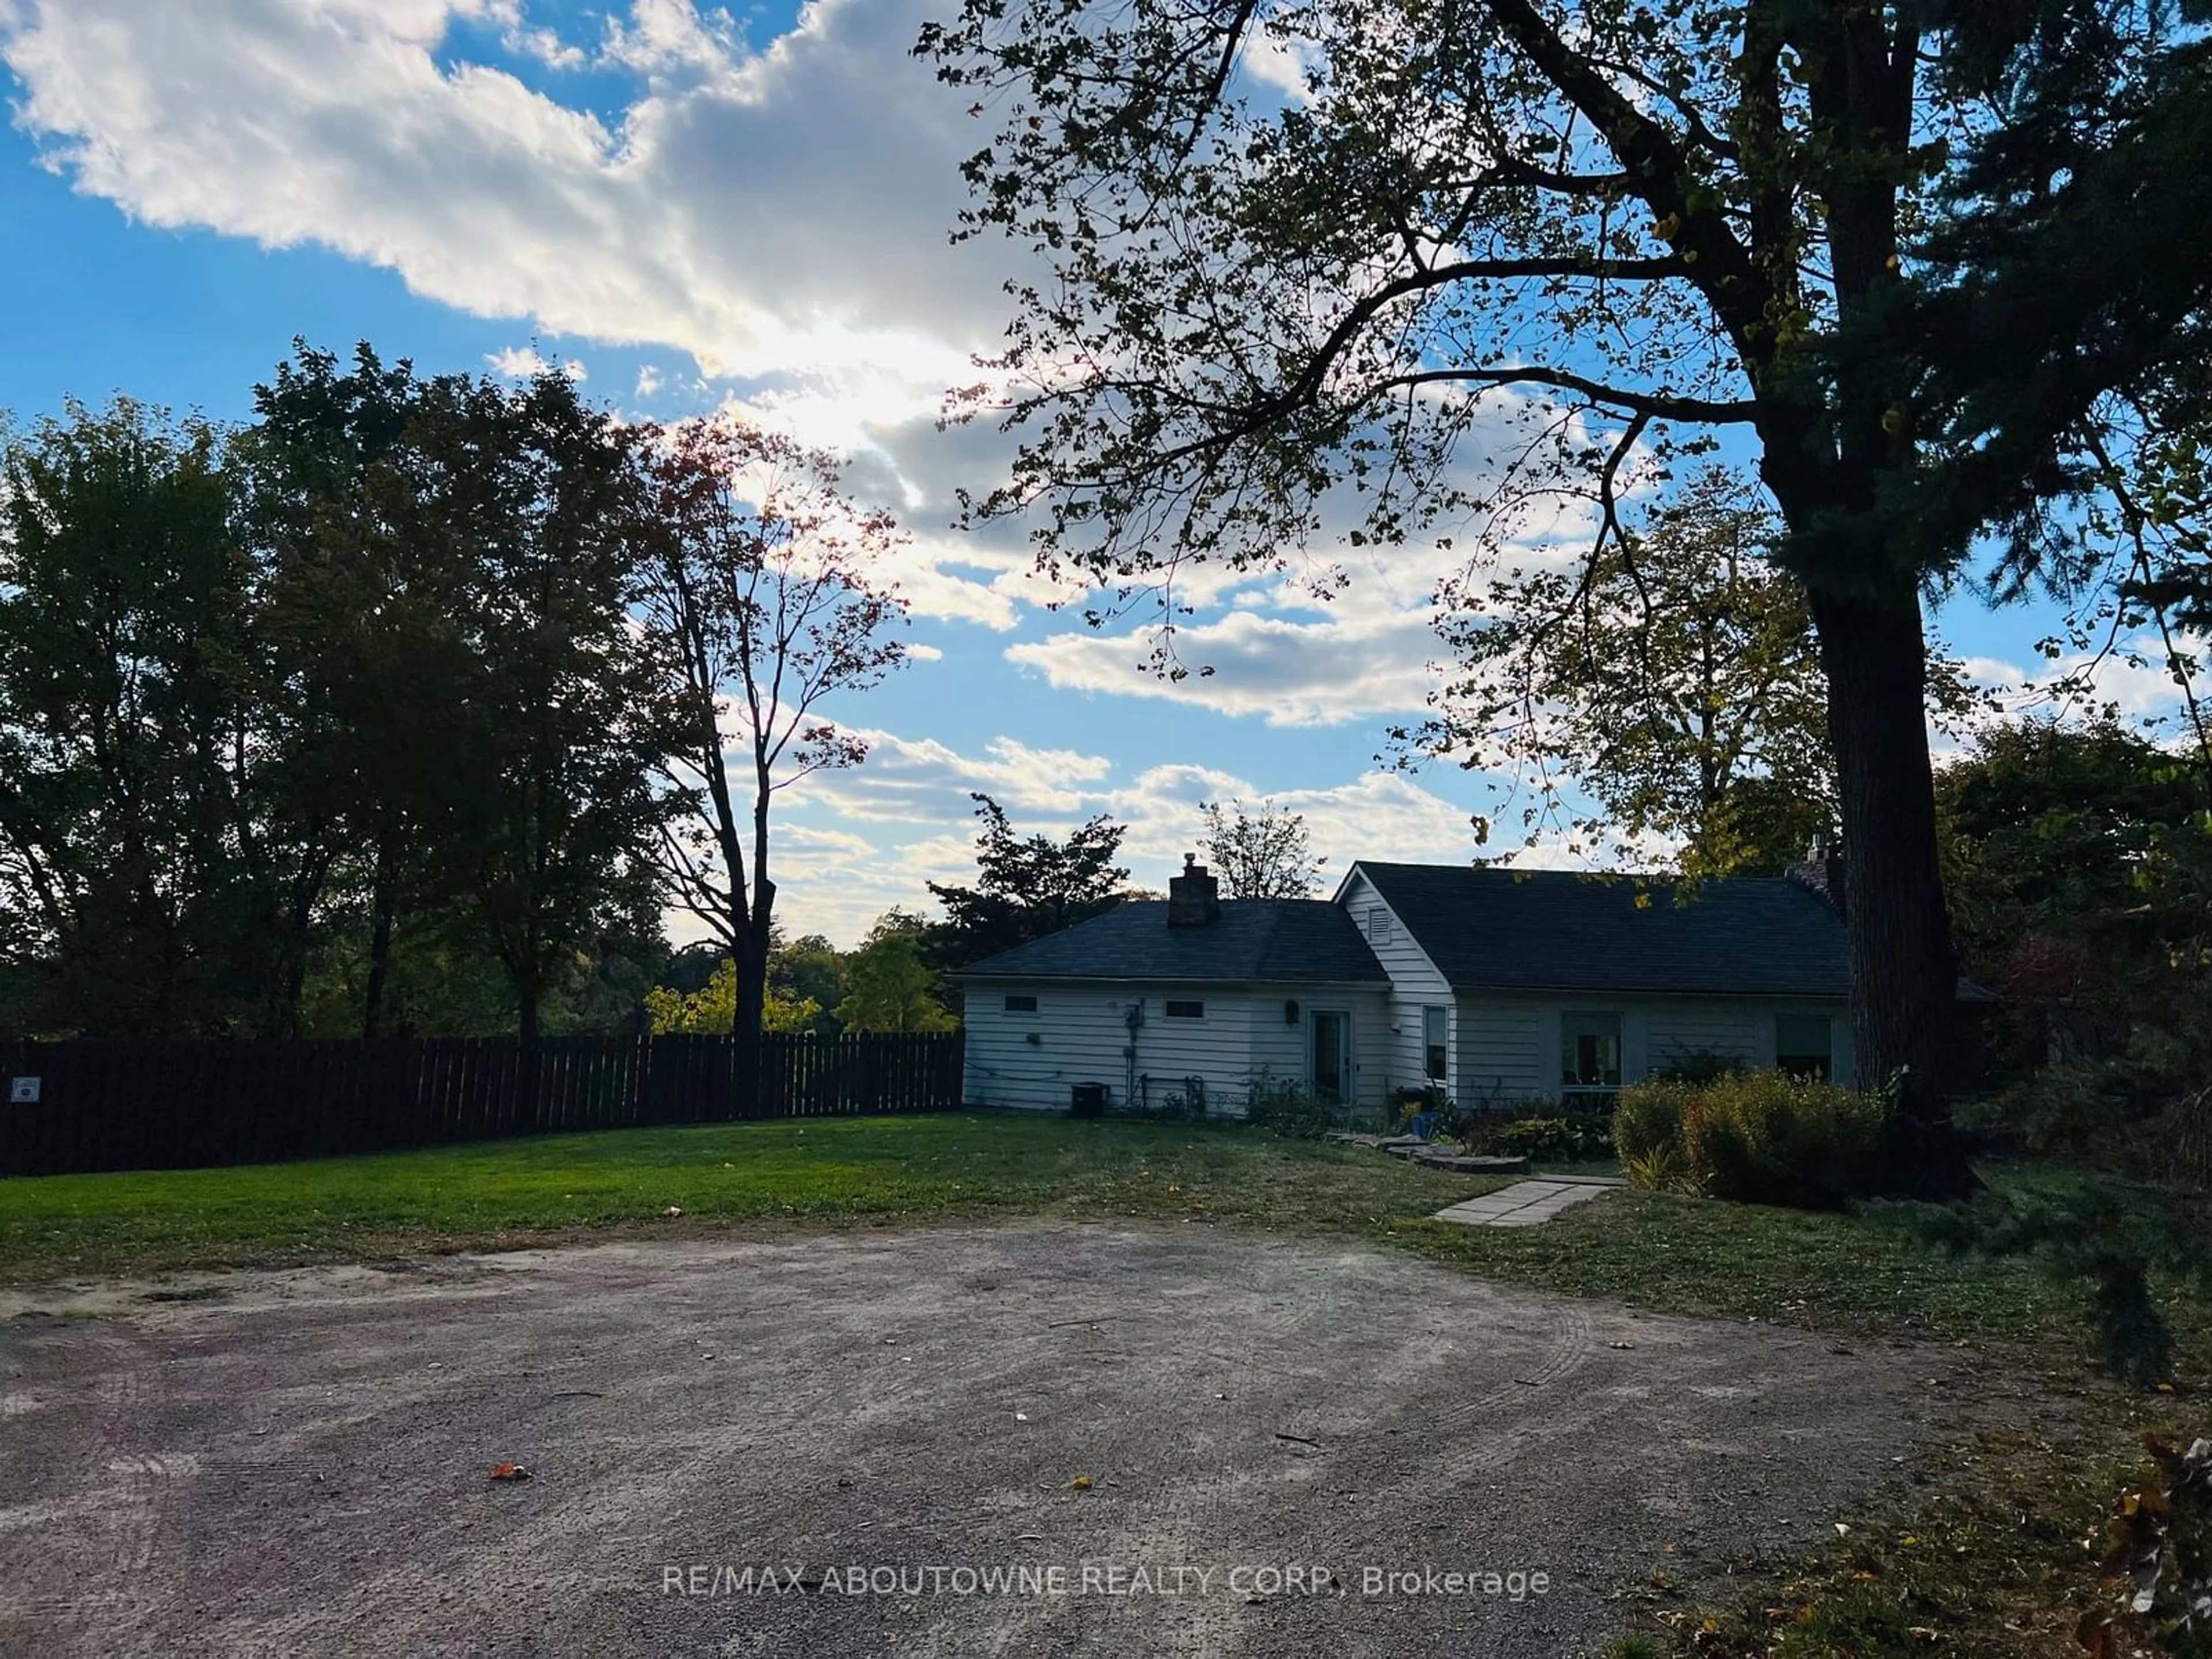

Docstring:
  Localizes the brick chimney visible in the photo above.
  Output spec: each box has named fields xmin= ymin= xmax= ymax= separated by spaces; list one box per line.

xmin=1785 ymin=834 xmax=1846 ymax=916
xmin=1167 ymin=853 xmax=1221 ymax=927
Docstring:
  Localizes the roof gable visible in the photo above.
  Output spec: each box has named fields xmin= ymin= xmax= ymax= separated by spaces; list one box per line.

xmin=952 ymin=899 xmax=1388 ymax=984
xmin=1346 ymin=862 xmax=1854 ymax=999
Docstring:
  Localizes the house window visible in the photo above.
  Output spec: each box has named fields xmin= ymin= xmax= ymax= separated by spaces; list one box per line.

xmin=1775 ymin=1014 xmax=1833 ymax=1081
xmin=1367 ymin=907 xmax=1392 ymax=945
xmin=1164 ymin=999 xmax=1205 ymax=1019
xmin=1422 ymin=1006 xmax=1449 ymax=1082
xmin=1560 ymin=1012 xmax=1623 ymax=1093
xmin=1003 ymin=994 xmax=1038 ymax=1014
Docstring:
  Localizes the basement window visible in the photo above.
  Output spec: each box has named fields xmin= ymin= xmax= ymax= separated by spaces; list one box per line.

xmin=1164 ymin=1000 xmax=1205 ymax=1019
xmin=1002 ymin=995 xmax=1038 ymax=1014
xmin=1775 ymin=1014 xmax=1833 ymax=1081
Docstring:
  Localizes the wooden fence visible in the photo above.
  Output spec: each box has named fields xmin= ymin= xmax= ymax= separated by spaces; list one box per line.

xmin=0 ymin=1030 xmax=967 ymax=1178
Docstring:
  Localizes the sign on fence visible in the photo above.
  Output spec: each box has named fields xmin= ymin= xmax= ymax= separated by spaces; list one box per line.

xmin=0 ymin=1031 xmax=965 ymax=1179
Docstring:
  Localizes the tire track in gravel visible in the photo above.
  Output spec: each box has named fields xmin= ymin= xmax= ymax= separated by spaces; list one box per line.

xmin=8 ymin=1323 xmax=173 ymax=1642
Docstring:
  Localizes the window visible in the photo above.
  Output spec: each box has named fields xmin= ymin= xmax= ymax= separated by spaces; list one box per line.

xmin=1367 ymin=907 xmax=1392 ymax=945
xmin=1002 ymin=994 xmax=1037 ymax=1014
xmin=1775 ymin=1014 xmax=1833 ymax=1081
xmin=1164 ymin=999 xmax=1205 ymax=1019
xmin=1560 ymin=1012 xmax=1623 ymax=1092
xmin=1422 ymin=1006 xmax=1449 ymax=1082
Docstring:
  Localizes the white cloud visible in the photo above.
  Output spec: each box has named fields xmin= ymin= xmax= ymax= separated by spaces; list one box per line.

xmin=487 ymin=344 xmax=550 ymax=378
xmin=906 ymin=642 xmax=943 ymax=661
xmin=757 ymin=730 xmax=1490 ymax=943
xmin=1006 ymin=606 xmax=1444 ymax=728
xmin=635 ymin=363 xmax=664 ymax=399
xmin=1 ymin=0 xmax=1012 ymax=388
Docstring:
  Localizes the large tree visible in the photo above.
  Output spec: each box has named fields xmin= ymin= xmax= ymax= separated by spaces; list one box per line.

xmin=243 ymin=343 xmax=487 ymax=1037
xmin=919 ymin=0 xmax=2212 ymax=1185
xmin=1414 ymin=465 xmax=1987 ymax=875
xmin=398 ymin=370 xmax=680 ymax=1041
xmin=635 ymin=418 xmax=908 ymax=1061
xmin=0 ymin=400 xmax=310 ymax=1036
xmin=926 ymin=793 xmax=1131 ymax=965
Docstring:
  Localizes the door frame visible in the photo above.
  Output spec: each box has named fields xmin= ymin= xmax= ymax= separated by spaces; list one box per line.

xmin=1306 ymin=1006 xmax=1354 ymax=1105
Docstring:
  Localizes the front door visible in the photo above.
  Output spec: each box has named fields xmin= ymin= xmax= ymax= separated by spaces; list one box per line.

xmin=1308 ymin=1010 xmax=1351 ymax=1105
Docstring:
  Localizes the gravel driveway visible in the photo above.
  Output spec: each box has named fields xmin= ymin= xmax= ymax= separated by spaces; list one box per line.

xmin=0 ymin=1222 xmax=1926 ymax=1657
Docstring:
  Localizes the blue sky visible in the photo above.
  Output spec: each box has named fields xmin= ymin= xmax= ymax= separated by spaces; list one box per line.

xmin=0 ymin=0 xmax=2176 ymax=946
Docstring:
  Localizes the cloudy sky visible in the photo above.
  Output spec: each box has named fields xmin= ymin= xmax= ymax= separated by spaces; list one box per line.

xmin=0 ymin=0 xmax=2188 ymax=946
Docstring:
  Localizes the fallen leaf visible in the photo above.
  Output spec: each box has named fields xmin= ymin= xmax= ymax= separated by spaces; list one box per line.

xmin=1069 ymin=1475 xmax=1093 ymax=1490
xmin=489 ymin=1463 xmax=530 ymax=1482
xmin=663 ymin=1206 xmax=684 ymax=1218
xmin=1015 ymin=1412 xmax=1030 ymax=1422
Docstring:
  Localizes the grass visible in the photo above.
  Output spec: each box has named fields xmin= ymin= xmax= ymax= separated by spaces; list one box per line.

xmin=4 ymin=1111 xmax=2206 ymax=1657
xmin=0 ymin=1111 xmax=1514 ymax=1285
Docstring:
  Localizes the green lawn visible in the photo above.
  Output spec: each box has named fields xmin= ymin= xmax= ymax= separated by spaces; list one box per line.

xmin=0 ymin=1111 xmax=1514 ymax=1285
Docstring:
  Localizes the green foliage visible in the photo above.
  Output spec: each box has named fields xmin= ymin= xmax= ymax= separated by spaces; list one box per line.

xmin=1651 ymin=1048 xmax=1748 ymax=1085
xmin=1937 ymin=718 xmax=2212 ymax=1081
xmin=1916 ymin=1176 xmax=2212 ymax=1388
xmin=1421 ymin=468 xmax=1839 ymax=863
xmin=0 ymin=397 xmax=309 ymax=1037
xmin=1460 ymin=1113 xmax=1615 ymax=1164
xmin=1615 ymin=1081 xmax=1699 ymax=1185
xmin=925 ymin=793 xmax=1131 ymax=967
xmin=834 ymin=915 xmax=957 ymax=1034
xmin=1616 ymin=1073 xmax=1889 ymax=1209
xmin=1196 ymin=797 xmax=1324 ymax=897
xmin=1243 ymin=1069 xmax=1332 ymax=1139
xmin=1685 ymin=1073 xmax=1892 ymax=1210
xmin=645 ymin=959 xmax=821 ymax=1036
xmin=771 ymin=933 xmax=850 ymax=1036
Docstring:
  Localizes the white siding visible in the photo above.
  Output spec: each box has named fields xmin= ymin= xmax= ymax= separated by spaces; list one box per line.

xmin=1645 ymin=1002 xmax=1766 ymax=1073
xmin=961 ymin=981 xmax=1391 ymax=1116
xmin=1452 ymin=993 xmax=1855 ymax=1104
xmin=1455 ymin=1002 xmax=1547 ymax=1105
xmin=1339 ymin=870 xmax=1457 ymax=1103
xmin=1248 ymin=986 xmax=1393 ymax=1113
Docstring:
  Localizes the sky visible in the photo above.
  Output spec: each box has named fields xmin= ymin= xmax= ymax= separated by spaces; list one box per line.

xmin=0 ymin=0 xmax=2194 ymax=948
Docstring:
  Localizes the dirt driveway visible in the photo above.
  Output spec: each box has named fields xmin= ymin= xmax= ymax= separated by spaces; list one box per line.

xmin=0 ymin=1222 xmax=1926 ymax=1657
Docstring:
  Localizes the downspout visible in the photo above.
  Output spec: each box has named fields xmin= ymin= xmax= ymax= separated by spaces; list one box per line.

xmin=1123 ymin=998 xmax=1143 ymax=1108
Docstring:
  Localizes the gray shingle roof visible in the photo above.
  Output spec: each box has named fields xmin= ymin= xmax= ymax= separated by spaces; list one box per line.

xmin=1350 ymin=862 xmax=1854 ymax=998
xmin=952 ymin=899 xmax=1388 ymax=984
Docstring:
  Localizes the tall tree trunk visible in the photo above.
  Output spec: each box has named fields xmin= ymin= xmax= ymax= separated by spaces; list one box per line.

xmin=1804 ymin=571 xmax=1972 ymax=1196
xmin=362 ymin=836 xmax=397 ymax=1040
xmin=730 ymin=876 xmax=774 ymax=1115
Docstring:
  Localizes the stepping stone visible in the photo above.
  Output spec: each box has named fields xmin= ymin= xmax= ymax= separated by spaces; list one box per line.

xmin=1433 ymin=1179 xmax=1616 ymax=1229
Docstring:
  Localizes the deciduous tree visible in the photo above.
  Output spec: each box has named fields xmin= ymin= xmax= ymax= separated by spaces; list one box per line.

xmin=835 ymin=912 xmax=958 ymax=1033
xmin=918 ymin=0 xmax=2212 ymax=1187
xmin=636 ymin=419 xmax=909 ymax=1063
xmin=1197 ymin=797 xmax=1325 ymax=896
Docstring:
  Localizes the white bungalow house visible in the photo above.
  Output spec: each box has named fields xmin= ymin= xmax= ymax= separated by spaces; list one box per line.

xmin=951 ymin=849 xmax=1918 ymax=1118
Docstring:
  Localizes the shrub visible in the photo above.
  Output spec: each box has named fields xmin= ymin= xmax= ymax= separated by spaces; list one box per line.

xmin=1683 ymin=1071 xmax=1891 ymax=1210
xmin=1615 ymin=1079 xmax=1697 ymax=1181
xmin=1650 ymin=1047 xmax=1747 ymax=1085
xmin=1465 ymin=1112 xmax=1615 ymax=1163
xmin=1243 ymin=1070 xmax=1332 ymax=1139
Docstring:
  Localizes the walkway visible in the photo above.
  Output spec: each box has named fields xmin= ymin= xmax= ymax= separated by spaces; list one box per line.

xmin=1434 ymin=1176 xmax=1625 ymax=1228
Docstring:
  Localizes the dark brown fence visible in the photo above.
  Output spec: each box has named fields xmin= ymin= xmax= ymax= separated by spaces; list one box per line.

xmin=0 ymin=1030 xmax=967 ymax=1178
